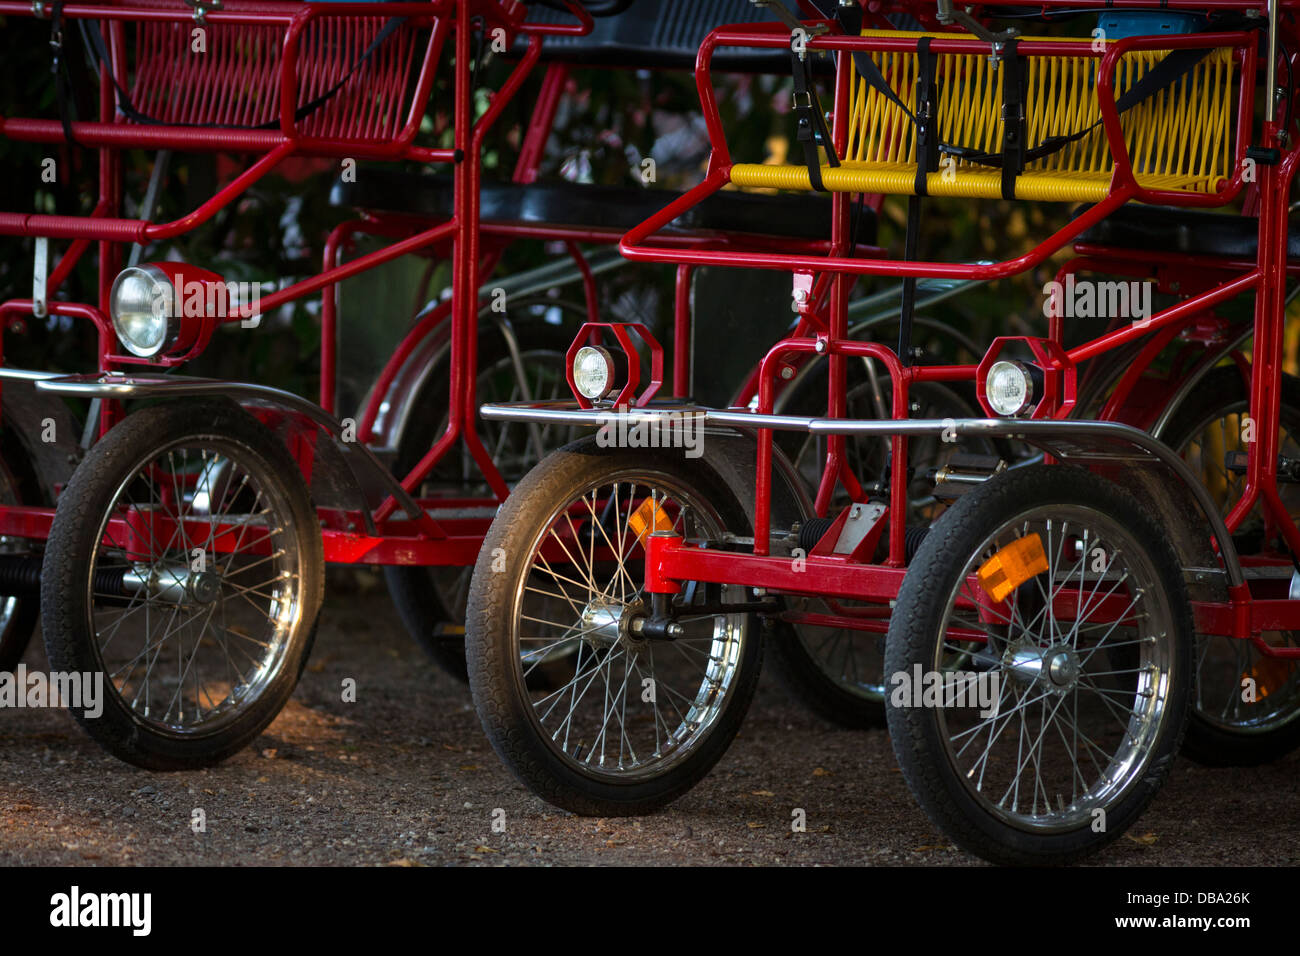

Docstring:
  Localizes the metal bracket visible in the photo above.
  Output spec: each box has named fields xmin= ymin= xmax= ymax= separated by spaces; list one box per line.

xmin=833 ymin=501 xmax=887 ymax=555
xmin=129 ymin=150 xmax=171 ymax=268
xmin=935 ymin=0 xmax=1018 ymax=61
xmin=182 ymin=0 xmax=221 ymax=25
xmin=32 ymin=237 xmax=48 ymax=319
xmin=751 ymin=0 xmax=828 ymax=59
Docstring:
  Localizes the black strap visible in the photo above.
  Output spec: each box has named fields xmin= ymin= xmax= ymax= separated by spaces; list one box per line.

xmin=850 ymin=48 xmax=918 ymax=126
xmin=914 ymin=36 xmax=939 ymax=196
xmin=791 ymin=47 xmax=839 ymax=191
xmin=1023 ymin=45 xmax=1213 ymax=164
xmin=82 ymin=15 xmax=407 ymax=131
xmin=51 ymin=0 xmax=78 ymax=145
xmin=999 ymin=40 xmax=1026 ymax=199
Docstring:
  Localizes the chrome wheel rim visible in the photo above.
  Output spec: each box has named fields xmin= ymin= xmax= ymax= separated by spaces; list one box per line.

xmin=1193 ymin=632 xmax=1300 ymax=734
xmin=930 ymin=506 xmax=1175 ymax=832
xmin=88 ymin=437 xmax=304 ymax=735
xmin=509 ymin=472 xmax=746 ymax=781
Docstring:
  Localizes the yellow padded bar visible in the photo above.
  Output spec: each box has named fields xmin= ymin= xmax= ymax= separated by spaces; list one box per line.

xmin=737 ymin=31 xmax=1236 ymax=201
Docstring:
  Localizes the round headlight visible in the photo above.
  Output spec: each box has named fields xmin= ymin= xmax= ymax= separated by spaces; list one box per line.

xmin=573 ymin=345 xmax=615 ymax=401
xmin=110 ymin=265 xmax=174 ymax=357
xmin=986 ymin=360 xmax=1034 ymax=416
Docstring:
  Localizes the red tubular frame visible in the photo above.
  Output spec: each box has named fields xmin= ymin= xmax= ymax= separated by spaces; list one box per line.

xmin=0 ymin=0 xmax=604 ymax=561
xmin=620 ymin=14 xmax=1300 ymax=650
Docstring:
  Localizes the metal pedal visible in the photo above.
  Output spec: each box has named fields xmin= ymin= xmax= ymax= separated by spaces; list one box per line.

xmin=928 ymin=454 xmax=1007 ymax=500
xmin=1224 ymin=451 xmax=1300 ymax=483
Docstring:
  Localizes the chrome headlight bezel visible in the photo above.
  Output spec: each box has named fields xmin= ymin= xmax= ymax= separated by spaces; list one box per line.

xmin=572 ymin=345 xmax=616 ymax=401
xmin=109 ymin=264 xmax=179 ymax=358
xmin=985 ymin=359 xmax=1035 ymax=417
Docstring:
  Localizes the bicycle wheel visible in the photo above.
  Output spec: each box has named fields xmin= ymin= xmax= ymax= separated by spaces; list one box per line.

xmin=885 ymin=465 xmax=1191 ymax=864
xmin=466 ymin=440 xmax=761 ymax=815
xmin=1163 ymin=365 xmax=1300 ymax=765
xmin=770 ymin=377 xmax=999 ymax=728
xmin=384 ymin=318 xmax=581 ymax=683
xmin=41 ymin=400 xmax=324 ymax=770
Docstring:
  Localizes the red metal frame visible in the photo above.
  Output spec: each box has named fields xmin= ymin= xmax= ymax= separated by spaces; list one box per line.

xmin=7 ymin=1 xmax=1300 ymax=653
xmin=0 ymin=0 xmax=853 ymax=571
xmin=611 ymin=13 xmax=1300 ymax=653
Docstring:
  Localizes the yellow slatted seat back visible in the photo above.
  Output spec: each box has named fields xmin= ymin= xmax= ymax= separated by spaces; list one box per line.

xmin=731 ymin=31 xmax=1238 ymax=202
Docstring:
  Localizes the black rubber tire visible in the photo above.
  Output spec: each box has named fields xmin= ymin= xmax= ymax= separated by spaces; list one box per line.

xmin=0 ymin=428 xmax=43 ymax=673
xmin=466 ymin=440 xmax=762 ymax=816
xmin=884 ymin=465 xmax=1192 ymax=865
xmin=384 ymin=320 xmax=576 ymax=681
xmin=765 ymin=615 xmax=888 ymax=730
xmin=41 ymin=400 xmax=324 ymax=770
xmin=1162 ymin=365 xmax=1300 ymax=766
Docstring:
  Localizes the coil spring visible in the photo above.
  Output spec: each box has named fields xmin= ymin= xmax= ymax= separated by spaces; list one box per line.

xmin=796 ymin=517 xmax=836 ymax=553
xmin=795 ymin=518 xmax=929 ymax=560
xmin=0 ymin=556 xmax=128 ymax=597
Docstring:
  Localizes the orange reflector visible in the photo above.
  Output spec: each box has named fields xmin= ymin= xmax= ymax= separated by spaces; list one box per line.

xmin=1243 ymin=657 xmax=1296 ymax=700
xmin=628 ymin=498 xmax=674 ymax=544
xmin=977 ymin=534 xmax=1049 ymax=603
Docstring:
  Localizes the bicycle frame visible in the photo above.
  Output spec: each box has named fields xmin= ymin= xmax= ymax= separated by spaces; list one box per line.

xmin=0 ymin=0 xmax=852 ymax=571
xmin=483 ymin=11 xmax=1300 ymax=660
xmin=0 ymin=0 xmax=594 ymax=562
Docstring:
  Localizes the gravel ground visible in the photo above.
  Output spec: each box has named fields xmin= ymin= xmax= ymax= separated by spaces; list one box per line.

xmin=1 ymin=572 xmax=1296 ymax=867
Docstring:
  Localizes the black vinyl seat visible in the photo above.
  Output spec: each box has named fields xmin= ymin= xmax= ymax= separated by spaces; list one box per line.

xmin=330 ymin=172 xmax=859 ymax=242
xmin=1077 ymin=204 xmax=1300 ymax=260
xmin=517 ymin=0 xmax=791 ymax=73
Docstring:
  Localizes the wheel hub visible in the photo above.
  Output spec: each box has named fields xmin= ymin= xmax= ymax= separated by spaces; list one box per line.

xmin=579 ymin=600 xmax=649 ymax=651
xmin=188 ymin=570 xmax=222 ymax=604
xmin=1005 ymin=643 xmax=1080 ymax=693
xmin=580 ymin=601 xmax=622 ymax=648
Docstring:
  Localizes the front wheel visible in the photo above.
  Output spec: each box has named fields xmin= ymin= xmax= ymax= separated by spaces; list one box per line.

xmin=885 ymin=465 xmax=1191 ymax=865
xmin=466 ymin=440 xmax=761 ymax=816
xmin=41 ymin=400 xmax=324 ymax=770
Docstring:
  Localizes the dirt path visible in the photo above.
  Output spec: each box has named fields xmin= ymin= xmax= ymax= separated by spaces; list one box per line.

xmin=1 ymin=576 xmax=1295 ymax=867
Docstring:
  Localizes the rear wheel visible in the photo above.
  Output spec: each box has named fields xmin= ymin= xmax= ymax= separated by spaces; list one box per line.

xmin=770 ymin=377 xmax=999 ymax=729
xmin=1163 ymin=365 xmax=1300 ymax=765
xmin=466 ymin=441 xmax=762 ymax=815
xmin=384 ymin=318 xmax=580 ymax=683
xmin=41 ymin=401 xmax=324 ymax=770
xmin=885 ymin=465 xmax=1191 ymax=865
